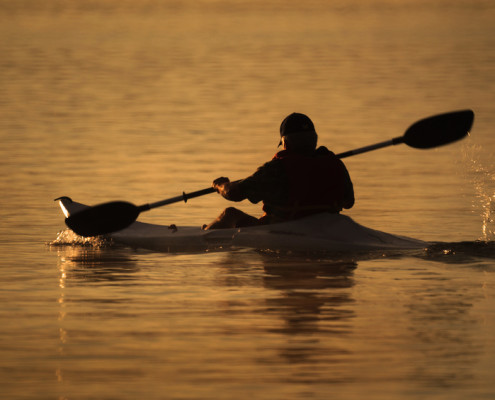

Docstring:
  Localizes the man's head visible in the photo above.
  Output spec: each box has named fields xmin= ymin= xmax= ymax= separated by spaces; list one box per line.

xmin=279 ymin=113 xmax=318 ymax=153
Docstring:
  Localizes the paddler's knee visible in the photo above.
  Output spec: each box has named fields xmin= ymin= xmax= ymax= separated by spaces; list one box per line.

xmin=205 ymin=207 xmax=259 ymax=230
xmin=204 ymin=207 xmax=239 ymax=230
xmin=222 ymin=207 xmax=242 ymax=218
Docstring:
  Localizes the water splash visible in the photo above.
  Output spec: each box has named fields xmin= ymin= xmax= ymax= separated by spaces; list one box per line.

xmin=462 ymin=144 xmax=495 ymax=241
xmin=48 ymin=228 xmax=113 ymax=248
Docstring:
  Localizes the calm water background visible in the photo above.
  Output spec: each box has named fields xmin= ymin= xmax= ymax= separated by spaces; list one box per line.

xmin=1 ymin=1 xmax=495 ymax=399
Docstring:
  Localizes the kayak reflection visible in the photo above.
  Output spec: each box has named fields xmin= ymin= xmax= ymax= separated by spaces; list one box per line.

xmin=263 ymin=257 xmax=356 ymax=369
xmin=261 ymin=257 xmax=356 ymax=335
xmin=54 ymin=246 xmax=140 ymax=283
xmin=216 ymin=252 xmax=357 ymax=368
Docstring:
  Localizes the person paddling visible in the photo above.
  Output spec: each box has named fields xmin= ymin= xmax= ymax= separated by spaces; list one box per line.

xmin=205 ymin=113 xmax=355 ymax=229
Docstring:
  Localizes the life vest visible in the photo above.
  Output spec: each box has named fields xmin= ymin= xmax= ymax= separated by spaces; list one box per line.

xmin=262 ymin=147 xmax=350 ymax=219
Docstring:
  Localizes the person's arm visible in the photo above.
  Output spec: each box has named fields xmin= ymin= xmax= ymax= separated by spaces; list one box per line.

xmin=212 ymin=177 xmax=247 ymax=202
xmin=340 ymin=162 xmax=355 ymax=209
xmin=318 ymin=147 xmax=355 ymax=210
xmin=212 ymin=159 xmax=285 ymax=204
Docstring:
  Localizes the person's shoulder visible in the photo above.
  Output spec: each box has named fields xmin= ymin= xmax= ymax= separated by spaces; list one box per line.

xmin=315 ymin=146 xmax=334 ymax=156
xmin=256 ymin=157 xmax=285 ymax=175
xmin=259 ymin=153 xmax=286 ymax=168
xmin=241 ymin=156 xmax=284 ymax=184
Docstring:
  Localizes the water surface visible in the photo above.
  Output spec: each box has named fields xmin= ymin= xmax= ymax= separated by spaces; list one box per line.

xmin=1 ymin=1 xmax=495 ymax=399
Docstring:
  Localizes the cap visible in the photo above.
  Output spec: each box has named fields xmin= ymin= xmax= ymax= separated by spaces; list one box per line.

xmin=280 ymin=113 xmax=315 ymax=137
xmin=279 ymin=113 xmax=316 ymax=146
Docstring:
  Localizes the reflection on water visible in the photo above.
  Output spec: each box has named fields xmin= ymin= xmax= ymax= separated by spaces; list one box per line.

xmin=56 ymin=245 xmax=140 ymax=282
xmin=5 ymin=244 xmax=486 ymax=399
xmin=3 ymin=0 xmax=495 ymax=398
xmin=261 ymin=257 xmax=355 ymax=332
xmin=261 ymin=258 xmax=356 ymax=373
xmin=400 ymin=268 xmax=482 ymax=389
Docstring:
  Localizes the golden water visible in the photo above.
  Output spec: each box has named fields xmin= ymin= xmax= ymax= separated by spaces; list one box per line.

xmin=1 ymin=1 xmax=495 ymax=399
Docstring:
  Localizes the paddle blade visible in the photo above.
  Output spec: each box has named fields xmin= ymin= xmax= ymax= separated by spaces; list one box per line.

xmin=65 ymin=201 xmax=140 ymax=237
xmin=403 ymin=109 xmax=474 ymax=149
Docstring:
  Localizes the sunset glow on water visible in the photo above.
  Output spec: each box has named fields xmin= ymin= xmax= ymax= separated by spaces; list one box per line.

xmin=1 ymin=1 xmax=495 ymax=399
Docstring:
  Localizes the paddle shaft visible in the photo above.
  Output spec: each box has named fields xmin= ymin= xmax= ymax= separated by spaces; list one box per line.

xmin=141 ymin=187 xmax=216 ymax=211
xmin=336 ymin=136 xmax=404 ymax=158
xmin=141 ymin=136 xmax=406 ymax=210
xmin=140 ymin=133 xmax=416 ymax=210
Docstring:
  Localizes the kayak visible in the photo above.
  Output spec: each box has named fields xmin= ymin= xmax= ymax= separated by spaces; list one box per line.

xmin=56 ymin=197 xmax=427 ymax=253
xmin=53 ymin=111 xmax=476 ymax=253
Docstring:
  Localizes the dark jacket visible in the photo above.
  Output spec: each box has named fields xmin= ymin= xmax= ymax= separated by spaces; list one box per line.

xmin=238 ymin=146 xmax=354 ymax=221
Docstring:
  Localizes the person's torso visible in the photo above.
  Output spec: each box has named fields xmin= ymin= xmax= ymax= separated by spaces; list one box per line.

xmin=262 ymin=147 xmax=348 ymax=219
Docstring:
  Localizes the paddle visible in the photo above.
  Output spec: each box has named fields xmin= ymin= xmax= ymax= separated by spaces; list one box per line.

xmin=336 ymin=109 xmax=474 ymax=158
xmin=65 ymin=109 xmax=474 ymax=237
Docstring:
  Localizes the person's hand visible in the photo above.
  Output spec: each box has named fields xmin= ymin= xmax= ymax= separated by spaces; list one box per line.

xmin=212 ymin=177 xmax=230 ymax=192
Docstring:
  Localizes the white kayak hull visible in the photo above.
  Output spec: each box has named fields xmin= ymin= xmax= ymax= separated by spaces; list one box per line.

xmin=57 ymin=197 xmax=427 ymax=253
